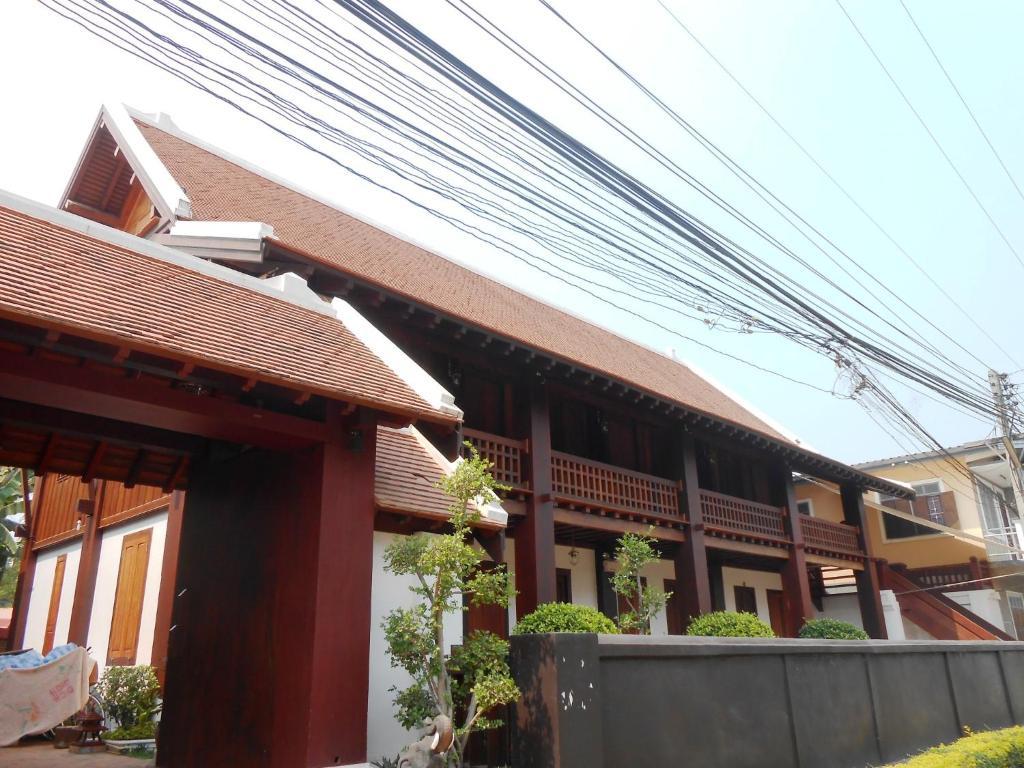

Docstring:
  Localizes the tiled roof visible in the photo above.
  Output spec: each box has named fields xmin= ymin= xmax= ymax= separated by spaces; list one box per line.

xmin=374 ymin=426 xmax=504 ymax=527
xmin=134 ymin=120 xmax=790 ymax=442
xmin=0 ymin=200 xmax=453 ymax=424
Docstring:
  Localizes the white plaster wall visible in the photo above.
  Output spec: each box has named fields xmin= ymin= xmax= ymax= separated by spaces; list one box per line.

xmin=819 ymin=593 xmax=865 ymax=630
xmin=881 ymin=590 xmax=906 ymax=640
xmin=945 ymin=589 xmax=1004 ymax=629
xmin=721 ymin=567 xmax=783 ymax=626
xmin=23 ymin=541 xmax=81 ymax=652
xmin=367 ymin=531 xmax=464 ymax=765
xmin=86 ymin=512 xmax=167 ymax=676
xmin=556 ymin=544 xmax=598 ymax=610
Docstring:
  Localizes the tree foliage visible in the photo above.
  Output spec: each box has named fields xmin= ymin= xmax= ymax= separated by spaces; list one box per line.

xmin=609 ymin=528 xmax=670 ymax=634
xmin=0 ymin=468 xmax=28 ymax=605
xmin=381 ymin=444 xmax=519 ymax=766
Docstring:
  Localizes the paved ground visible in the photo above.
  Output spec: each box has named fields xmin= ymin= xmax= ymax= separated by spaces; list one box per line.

xmin=0 ymin=740 xmax=151 ymax=766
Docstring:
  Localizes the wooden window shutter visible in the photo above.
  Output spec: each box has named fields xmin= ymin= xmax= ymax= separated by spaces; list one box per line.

xmin=107 ymin=529 xmax=153 ymax=666
xmin=42 ymin=554 xmax=67 ymax=655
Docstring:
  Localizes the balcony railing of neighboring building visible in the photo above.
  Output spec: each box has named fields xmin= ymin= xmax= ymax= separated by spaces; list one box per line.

xmin=985 ymin=524 xmax=1024 ymax=562
xmin=699 ymin=489 xmax=789 ymax=546
xmin=550 ymin=451 xmax=683 ymax=522
xmin=463 ymin=428 xmax=529 ymax=490
xmin=895 ymin=559 xmax=992 ymax=592
xmin=800 ymin=516 xmax=864 ymax=560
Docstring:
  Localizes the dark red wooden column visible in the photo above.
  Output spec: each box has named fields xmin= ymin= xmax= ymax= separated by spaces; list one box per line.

xmin=151 ymin=490 xmax=185 ymax=687
xmin=67 ymin=480 xmax=103 ymax=646
xmin=515 ymin=380 xmax=556 ymax=618
xmin=8 ymin=469 xmax=38 ymax=651
xmin=158 ymin=412 xmax=378 ymax=768
xmin=672 ymin=433 xmax=712 ymax=630
xmin=781 ymin=474 xmax=814 ymax=637
xmin=840 ymin=482 xmax=888 ymax=639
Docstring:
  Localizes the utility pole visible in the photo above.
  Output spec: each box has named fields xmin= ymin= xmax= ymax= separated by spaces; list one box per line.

xmin=988 ymin=371 xmax=1024 ymax=541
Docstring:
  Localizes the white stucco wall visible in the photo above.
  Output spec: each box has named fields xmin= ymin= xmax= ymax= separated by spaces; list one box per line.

xmin=945 ymin=589 xmax=1005 ymax=630
xmin=819 ymin=593 xmax=865 ymax=630
xmin=721 ymin=566 xmax=783 ymax=626
xmin=23 ymin=541 xmax=82 ymax=652
xmin=87 ymin=512 xmax=168 ymax=676
xmin=367 ymin=531 xmax=464 ymax=765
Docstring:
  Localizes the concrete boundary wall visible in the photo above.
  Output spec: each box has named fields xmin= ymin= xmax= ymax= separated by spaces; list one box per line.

xmin=510 ymin=634 xmax=1024 ymax=768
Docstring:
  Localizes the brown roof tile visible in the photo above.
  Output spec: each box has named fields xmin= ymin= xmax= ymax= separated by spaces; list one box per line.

xmin=135 ymin=121 xmax=790 ymax=442
xmin=0 ymin=202 xmax=451 ymax=423
xmin=374 ymin=426 xmax=503 ymax=527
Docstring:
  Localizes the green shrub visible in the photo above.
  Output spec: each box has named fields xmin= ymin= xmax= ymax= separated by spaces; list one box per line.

xmin=882 ymin=726 xmax=1024 ymax=767
xmin=513 ymin=602 xmax=619 ymax=635
xmin=686 ymin=610 xmax=775 ymax=638
xmin=798 ymin=618 xmax=868 ymax=640
xmin=96 ymin=665 xmax=160 ymax=731
xmin=104 ymin=721 xmax=157 ymax=741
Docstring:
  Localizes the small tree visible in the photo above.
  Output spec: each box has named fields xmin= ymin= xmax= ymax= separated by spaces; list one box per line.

xmin=382 ymin=445 xmax=520 ymax=766
xmin=609 ymin=528 xmax=670 ymax=634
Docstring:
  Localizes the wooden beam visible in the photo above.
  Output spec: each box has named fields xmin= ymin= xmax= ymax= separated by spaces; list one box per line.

xmin=163 ymin=455 xmax=190 ymax=493
xmin=553 ymin=507 xmax=686 ymax=542
xmin=67 ymin=481 xmax=103 ymax=646
xmin=673 ymin=432 xmax=712 ymax=630
xmin=64 ymin=200 xmax=121 ymax=228
xmin=100 ymin=152 xmax=128 ymax=210
xmin=840 ymin=482 xmax=887 ymax=639
xmin=35 ymin=433 xmax=58 ymax=475
xmin=124 ymin=449 xmax=147 ymax=489
xmin=0 ymin=350 xmax=331 ymax=450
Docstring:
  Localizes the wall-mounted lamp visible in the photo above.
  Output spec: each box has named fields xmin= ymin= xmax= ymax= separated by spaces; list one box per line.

xmin=568 ymin=546 xmax=580 ymax=567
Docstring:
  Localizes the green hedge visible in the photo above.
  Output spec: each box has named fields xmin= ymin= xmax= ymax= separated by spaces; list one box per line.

xmin=512 ymin=602 xmax=619 ymax=635
xmin=882 ymin=726 xmax=1024 ymax=767
xmin=798 ymin=618 xmax=868 ymax=640
xmin=686 ymin=610 xmax=775 ymax=638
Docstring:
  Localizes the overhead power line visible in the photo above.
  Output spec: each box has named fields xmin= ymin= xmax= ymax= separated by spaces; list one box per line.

xmin=36 ymin=0 xmax=1011 ymax=464
xmin=835 ymin=0 xmax=1024 ymax=275
xmin=653 ymin=0 xmax=1021 ymax=368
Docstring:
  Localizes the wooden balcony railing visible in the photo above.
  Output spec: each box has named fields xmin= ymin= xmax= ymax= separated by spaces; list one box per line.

xmin=550 ymin=451 xmax=681 ymax=519
xmin=699 ymin=490 xmax=788 ymax=543
xmin=463 ymin=428 xmax=528 ymax=490
xmin=800 ymin=516 xmax=863 ymax=558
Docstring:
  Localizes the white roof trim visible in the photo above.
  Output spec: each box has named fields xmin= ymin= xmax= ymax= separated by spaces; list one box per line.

xmin=98 ymin=103 xmax=192 ymax=222
xmin=332 ymin=297 xmax=463 ymax=420
xmin=407 ymin=426 xmax=508 ymax=526
xmin=156 ymin=220 xmax=273 ymax=263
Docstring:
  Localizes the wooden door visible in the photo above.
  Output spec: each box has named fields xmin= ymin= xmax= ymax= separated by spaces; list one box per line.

xmin=664 ymin=579 xmax=683 ymax=635
xmin=42 ymin=554 xmax=67 ymax=654
xmin=107 ymin=529 xmax=152 ymax=665
xmin=766 ymin=589 xmax=787 ymax=637
xmin=734 ymin=585 xmax=758 ymax=615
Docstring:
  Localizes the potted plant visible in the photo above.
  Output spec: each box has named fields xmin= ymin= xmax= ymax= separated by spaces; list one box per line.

xmin=95 ymin=665 xmax=160 ymax=754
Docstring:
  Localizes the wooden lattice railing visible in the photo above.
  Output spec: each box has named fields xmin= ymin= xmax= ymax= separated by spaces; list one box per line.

xmin=463 ymin=428 xmax=528 ymax=489
xmin=550 ymin=451 xmax=681 ymax=518
xmin=800 ymin=516 xmax=863 ymax=556
xmin=699 ymin=489 xmax=788 ymax=542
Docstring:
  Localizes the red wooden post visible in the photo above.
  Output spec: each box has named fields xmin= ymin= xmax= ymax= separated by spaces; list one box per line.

xmin=514 ymin=380 xmax=557 ymax=618
xmin=840 ymin=482 xmax=887 ymax=639
xmin=158 ymin=413 xmax=378 ymax=767
xmin=67 ymin=480 xmax=103 ymax=646
xmin=151 ymin=490 xmax=185 ymax=688
xmin=8 ymin=469 xmax=38 ymax=651
xmin=673 ymin=433 xmax=712 ymax=631
xmin=782 ymin=474 xmax=814 ymax=637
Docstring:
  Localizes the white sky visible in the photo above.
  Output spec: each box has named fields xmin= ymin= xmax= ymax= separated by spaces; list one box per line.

xmin=3 ymin=0 xmax=1023 ymax=464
